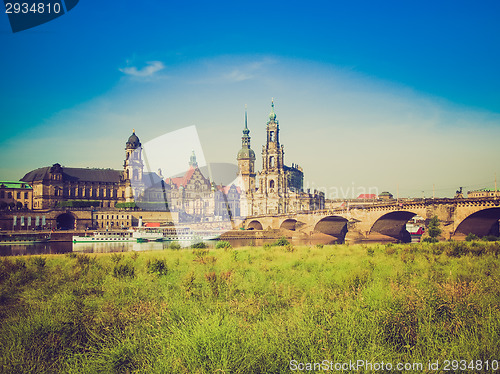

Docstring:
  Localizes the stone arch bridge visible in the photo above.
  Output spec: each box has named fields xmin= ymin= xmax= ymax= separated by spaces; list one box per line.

xmin=240 ymin=198 xmax=500 ymax=242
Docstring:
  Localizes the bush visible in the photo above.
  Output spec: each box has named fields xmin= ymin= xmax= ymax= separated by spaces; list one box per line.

xmin=422 ymin=237 xmax=439 ymax=243
xmin=169 ymin=241 xmax=181 ymax=250
xmin=427 ymin=216 xmax=441 ymax=240
xmin=273 ymin=237 xmax=290 ymax=247
xmin=465 ymin=233 xmax=479 ymax=241
xmin=191 ymin=242 xmax=208 ymax=249
xmin=113 ymin=263 xmax=135 ymax=278
xmin=147 ymin=259 xmax=168 ymax=276
xmin=215 ymin=241 xmax=232 ymax=250
xmin=482 ymin=235 xmax=500 ymax=242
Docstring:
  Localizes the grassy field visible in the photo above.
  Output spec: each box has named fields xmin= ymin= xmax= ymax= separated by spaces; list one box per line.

xmin=1 ymin=240 xmax=499 ymax=373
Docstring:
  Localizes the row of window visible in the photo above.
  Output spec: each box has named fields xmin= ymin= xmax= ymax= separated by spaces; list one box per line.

xmin=57 ymin=188 xmax=123 ymax=199
xmin=0 ymin=191 xmax=29 ymax=199
xmin=95 ymin=214 xmax=130 ymax=220
xmin=99 ymin=222 xmax=129 ymax=228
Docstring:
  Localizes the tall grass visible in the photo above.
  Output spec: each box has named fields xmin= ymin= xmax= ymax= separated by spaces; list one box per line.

xmin=0 ymin=241 xmax=499 ymax=373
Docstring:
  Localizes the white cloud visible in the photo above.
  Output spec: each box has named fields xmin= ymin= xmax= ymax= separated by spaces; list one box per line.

xmin=224 ymin=69 xmax=254 ymax=82
xmin=119 ymin=61 xmax=165 ymax=77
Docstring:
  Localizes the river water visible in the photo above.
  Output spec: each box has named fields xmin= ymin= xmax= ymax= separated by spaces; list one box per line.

xmin=0 ymin=237 xmax=338 ymax=256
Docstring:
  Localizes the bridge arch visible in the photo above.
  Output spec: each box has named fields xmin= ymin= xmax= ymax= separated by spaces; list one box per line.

xmin=314 ymin=216 xmax=348 ymax=242
xmin=369 ymin=211 xmax=417 ymax=242
xmin=280 ymin=218 xmax=304 ymax=231
xmin=247 ymin=220 xmax=263 ymax=230
xmin=455 ymin=207 xmax=500 ymax=237
xmin=56 ymin=212 xmax=76 ymax=230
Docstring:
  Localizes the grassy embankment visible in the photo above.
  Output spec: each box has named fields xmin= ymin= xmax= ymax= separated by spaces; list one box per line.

xmin=1 ymin=240 xmax=499 ymax=373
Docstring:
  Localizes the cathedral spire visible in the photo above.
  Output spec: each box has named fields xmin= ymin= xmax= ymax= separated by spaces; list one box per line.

xmin=269 ymin=98 xmax=277 ymax=121
xmin=237 ymin=105 xmax=255 ymax=161
xmin=243 ymin=104 xmax=249 ymax=135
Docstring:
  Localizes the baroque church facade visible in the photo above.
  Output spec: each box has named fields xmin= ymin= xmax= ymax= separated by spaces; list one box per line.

xmin=237 ymin=101 xmax=325 ymax=216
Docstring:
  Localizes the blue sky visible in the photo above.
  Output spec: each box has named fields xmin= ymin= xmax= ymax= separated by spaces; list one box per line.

xmin=1 ymin=0 xmax=499 ymax=197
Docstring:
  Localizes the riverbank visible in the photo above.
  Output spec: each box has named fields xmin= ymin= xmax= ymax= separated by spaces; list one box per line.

xmin=1 ymin=241 xmax=499 ymax=373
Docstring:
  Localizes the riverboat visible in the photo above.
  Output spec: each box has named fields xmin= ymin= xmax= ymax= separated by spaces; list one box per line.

xmin=72 ymin=226 xmax=220 ymax=243
xmin=72 ymin=230 xmax=135 ymax=243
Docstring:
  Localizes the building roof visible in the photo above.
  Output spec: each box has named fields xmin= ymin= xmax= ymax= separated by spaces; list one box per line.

xmin=21 ymin=166 xmax=122 ymax=183
xmin=126 ymin=130 xmax=141 ymax=149
xmin=0 ymin=181 xmax=32 ymax=189
xmin=144 ymin=222 xmax=161 ymax=227
xmin=217 ymin=184 xmax=241 ymax=194
xmin=165 ymin=167 xmax=196 ymax=188
xmin=357 ymin=193 xmax=378 ymax=199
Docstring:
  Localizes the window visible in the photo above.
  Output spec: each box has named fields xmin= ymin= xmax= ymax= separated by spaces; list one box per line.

xmin=8 ymin=192 xmax=12 ymax=198
xmin=0 ymin=191 xmax=4 ymax=198
xmin=24 ymin=192 xmax=28 ymax=199
xmin=270 ymin=156 xmax=274 ymax=168
xmin=17 ymin=192 xmax=21 ymax=199
xmin=269 ymin=180 xmax=275 ymax=189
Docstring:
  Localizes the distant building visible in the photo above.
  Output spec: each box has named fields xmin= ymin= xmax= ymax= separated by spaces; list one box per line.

xmin=164 ymin=152 xmax=240 ymax=222
xmin=467 ymin=189 xmax=500 ymax=198
xmin=237 ymin=100 xmax=324 ymax=216
xmin=0 ymin=181 xmax=33 ymax=210
xmin=379 ymin=191 xmax=393 ymax=200
xmin=20 ymin=130 xmax=157 ymax=210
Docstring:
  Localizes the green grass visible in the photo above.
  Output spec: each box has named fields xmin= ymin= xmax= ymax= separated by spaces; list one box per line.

xmin=1 ymin=241 xmax=500 ymax=373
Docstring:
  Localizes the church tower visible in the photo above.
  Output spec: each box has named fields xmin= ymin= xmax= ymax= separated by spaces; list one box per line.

xmin=189 ymin=150 xmax=199 ymax=168
xmin=260 ymin=99 xmax=286 ymax=196
xmin=237 ymin=105 xmax=256 ymax=193
xmin=123 ymin=130 xmax=144 ymax=202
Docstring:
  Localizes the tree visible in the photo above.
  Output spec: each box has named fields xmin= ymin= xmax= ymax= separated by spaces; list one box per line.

xmin=427 ymin=216 xmax=442 ymax=240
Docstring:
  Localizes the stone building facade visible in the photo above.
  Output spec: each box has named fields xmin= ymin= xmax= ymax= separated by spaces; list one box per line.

xmin=0 ymin=181 xmax=33 ymax=210
xmin=20 ymin=131 xmax=147 ymax=210
xmin=467 ymin=189 xmax=500 ymax=198
xmin=163 ymin=152 xmax=240 ymax=222
xmin=237 ymin=100 xmax=324 ymax=216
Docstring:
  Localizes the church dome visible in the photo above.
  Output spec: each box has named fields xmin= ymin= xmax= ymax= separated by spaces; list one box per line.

xmin=126 ymin=130 xmax=141 ymax=149
xmin=237 ymin=147 xmax=255 ymax=160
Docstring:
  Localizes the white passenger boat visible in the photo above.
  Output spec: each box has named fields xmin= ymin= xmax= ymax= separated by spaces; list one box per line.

xmin=73 ymin=226 xmax=220 ymax=243
xmin=73 ymin=230 xmax=134 ymax=243
xmin=161 ymin=226 xmax=220 ymax=241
